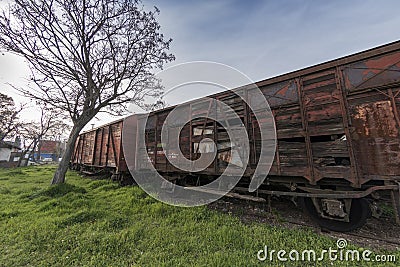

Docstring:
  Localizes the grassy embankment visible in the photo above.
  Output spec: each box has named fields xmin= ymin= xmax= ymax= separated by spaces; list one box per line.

xmin=0 ymin=166 xmax=398 ymax=266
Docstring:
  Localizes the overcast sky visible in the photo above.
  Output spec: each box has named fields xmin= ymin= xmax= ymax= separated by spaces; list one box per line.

xmin=1 ymin=0 xmax=400 ymax=131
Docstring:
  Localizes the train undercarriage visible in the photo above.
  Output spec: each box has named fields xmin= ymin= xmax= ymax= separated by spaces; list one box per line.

xmin=71 ymin=161 xmax=400 ymax=232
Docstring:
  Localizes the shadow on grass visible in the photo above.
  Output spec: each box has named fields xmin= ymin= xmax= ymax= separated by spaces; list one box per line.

xmin=29 ymin=183 xmax=87 ymax=200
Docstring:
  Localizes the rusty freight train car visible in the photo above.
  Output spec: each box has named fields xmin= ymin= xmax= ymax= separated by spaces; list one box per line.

xmin=71 ymin=40 xmax=400 ymax=232
xmin=70 ymin=119 xmax=133 ymax=184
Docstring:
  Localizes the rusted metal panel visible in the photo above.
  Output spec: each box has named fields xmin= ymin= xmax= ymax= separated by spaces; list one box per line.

xmin=257 ymin=80 xmax=298 ymax=108
xmin=343 ymin=51 xmax=400 ymax=91
xmin=351 ymin=100 xmax=398 ymax=138
xmin=349 ymin=99 xmax=400 ymax=179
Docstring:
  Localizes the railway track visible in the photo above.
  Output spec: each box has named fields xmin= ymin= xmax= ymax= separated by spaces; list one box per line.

xmin=282 ymin=217 xmax=400 ymax=247
xmin=208 ymin=197 xmax=400 ymax=250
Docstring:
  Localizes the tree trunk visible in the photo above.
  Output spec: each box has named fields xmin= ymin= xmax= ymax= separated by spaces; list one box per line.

xmin=28 ymin=139 xmax=38 ymax=164
xmin=16 ymin=151 xmax=25 ymax=167
xmin=36 ymin=141 xmax=41 ymax=162
xmin=17 ymin=140 xmax=33 ymax=167
xmin=51 ymin=120 xmax=88 ymax=184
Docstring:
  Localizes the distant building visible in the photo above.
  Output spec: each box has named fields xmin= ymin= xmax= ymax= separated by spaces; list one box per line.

xmin=34 ymin=140 xmax=64 ymax=162
xmin=0 ymin=140 xmax=21 ymax=167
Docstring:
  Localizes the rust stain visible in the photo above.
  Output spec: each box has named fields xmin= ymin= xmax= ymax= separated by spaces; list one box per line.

xmin=344 ymin=51 xmax=400 ymax=90
xmin=362 ymin=52 xmax=400 ymax=76
xmin=353 ymin=101 xmax=398 ymax=138
xmin=277 ymin=84 xmax=289 ymax=96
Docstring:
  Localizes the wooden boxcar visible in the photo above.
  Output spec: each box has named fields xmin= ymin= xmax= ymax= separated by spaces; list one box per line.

xmin=70 ymin=120 xmax=132 ymax=183
xmin=72 ymin=40 xmax=400 ymax=231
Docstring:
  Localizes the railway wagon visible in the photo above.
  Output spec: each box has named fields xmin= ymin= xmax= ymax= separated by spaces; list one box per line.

xmin=70 ymin=119 xmax=133 ymax=183
xmin=72 ymin=40 xmax=400 ymax=232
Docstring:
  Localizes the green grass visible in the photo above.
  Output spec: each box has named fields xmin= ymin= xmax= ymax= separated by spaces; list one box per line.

xmin=0 ymin=166 xmax=398 ymax=266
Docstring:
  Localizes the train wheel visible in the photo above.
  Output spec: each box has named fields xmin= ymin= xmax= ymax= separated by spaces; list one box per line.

xmin=300 ymin=197 xmax=371 ymax=232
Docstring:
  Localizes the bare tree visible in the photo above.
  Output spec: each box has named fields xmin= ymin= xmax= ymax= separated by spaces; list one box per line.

xmin=37 ymin=122 xmax=69 ymax=162
xmin=32 ymin=106 xmax=69 ymax=162
xmin=16 ymin=106 xmax=68 ymax=167
xmin=16 ymin=121 xmax=39 ymax=167
xmin=0 ymin=92 xmax=24 ymax=142
xmin=0 ymin=0 xmax=174 ymax=183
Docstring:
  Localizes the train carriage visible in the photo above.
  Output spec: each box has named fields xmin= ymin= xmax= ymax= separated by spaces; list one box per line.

xmin=71 ymin=40 xmax=400 ymax=232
